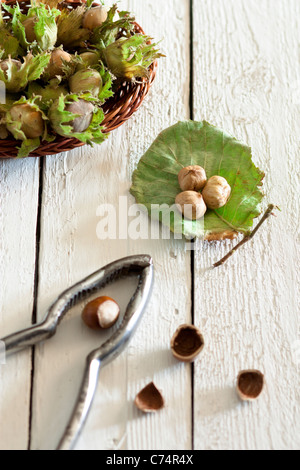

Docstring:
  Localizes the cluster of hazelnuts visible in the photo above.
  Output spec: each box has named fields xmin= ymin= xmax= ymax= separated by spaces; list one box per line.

xmin=175 ymin=166 xmax=232 ymax=221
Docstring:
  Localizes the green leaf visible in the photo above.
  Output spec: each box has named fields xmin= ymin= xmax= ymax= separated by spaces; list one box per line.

xmin=130 ymin=121 xmax=265 ymax=240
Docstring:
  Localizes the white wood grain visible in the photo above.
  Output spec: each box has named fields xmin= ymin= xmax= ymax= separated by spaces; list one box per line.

xmin=29 ymin=0 xmax=192 ymax=450
xmin=193 ymin=0 xmax=300 ymax=450
xmin=0 ymin=159 xmax=40 ymax=449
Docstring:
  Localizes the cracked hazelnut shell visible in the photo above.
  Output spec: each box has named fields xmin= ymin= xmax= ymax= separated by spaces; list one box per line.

xmin=134 ymin=382 xmax=165 ymax=413
xmin=171 ymin=324 xmax=204 ymax=363
xmin=237 ymin=370 xmax=265 ymax=401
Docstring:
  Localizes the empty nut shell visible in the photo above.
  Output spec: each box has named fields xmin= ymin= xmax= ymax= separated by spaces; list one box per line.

xmin=134 ymin=382 xmax=165 ymax=413
xmin=171 ymin=324 xmax=204 ymax=363
xmin=178 ymin=165 xmax=207 ymax=192
xmin=237 ymin=370 xmax=265 ymax=401
xmin=82 ymin=296 xmax=120 ymax=330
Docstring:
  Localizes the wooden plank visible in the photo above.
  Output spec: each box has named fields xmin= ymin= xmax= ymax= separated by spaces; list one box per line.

xmin=30 ymin=0 xmax=192 ymax=450
xmin=192 ymin=0 xmax=300 ymax=450
xmin=0 ymin=158 xmax=40 ymax=449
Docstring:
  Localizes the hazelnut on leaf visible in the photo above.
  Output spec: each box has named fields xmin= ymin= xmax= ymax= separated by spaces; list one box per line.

xmin=175 ymin=191 xmax=207 ymax=220
xmin=178 ymin=165 xmax=207 ymax=192
xmin=202 ymin=176 xmax=231 ymax=210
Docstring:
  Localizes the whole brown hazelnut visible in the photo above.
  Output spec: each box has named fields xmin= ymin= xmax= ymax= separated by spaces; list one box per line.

xmin=202 ymin=176 xmax=231 ymax=210
xmin=82 ymin=6 xmax=108 ymax=30
xmin=175 ymin=191 xmax=207 ymax=220
xmin=178 ymin=165 xmax=207 ymax=192
xmin=82 ymin=296 xmax=120 ymax=330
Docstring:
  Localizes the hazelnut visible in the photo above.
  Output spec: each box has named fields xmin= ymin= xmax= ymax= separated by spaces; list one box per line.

xmin=22 ymin=16 xmax=38 ymax=43
xmin=202 ymin=176 xmax=231 ymax=210
xmin=170 ymin=324 xmax=204 ymax=363
xmin=82 ymin=296 xmax=120 ymax=330
xmin=236 ymin=370 xmax=265 ymax=401
xmin=175 ymin=191 xmax=207 ymax=220
xmin=82 ymin=6 xmax=108 ymax=30
xmin=134 ymin=382 xmax=165 ymax=413
xmin=178 ymin=165 xmax=207 ymax=192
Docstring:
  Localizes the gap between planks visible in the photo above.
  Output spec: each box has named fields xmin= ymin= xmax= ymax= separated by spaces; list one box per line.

xmin=189 ymin=0 xmax=195 ymax=452
xmin=27 ymin=156 xmax=45 ymax=450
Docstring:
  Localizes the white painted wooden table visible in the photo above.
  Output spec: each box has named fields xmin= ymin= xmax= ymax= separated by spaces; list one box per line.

xmin=0 ymin=0 xmax=299 ymax=450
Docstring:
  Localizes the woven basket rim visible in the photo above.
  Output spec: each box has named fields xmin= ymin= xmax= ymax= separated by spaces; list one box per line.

xmin=0 ymin=0 xmax=158 ymax=158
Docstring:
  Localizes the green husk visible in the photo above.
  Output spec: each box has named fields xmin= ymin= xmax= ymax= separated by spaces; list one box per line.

xmin=0 ymin=27 xmax=23 ymax=60
xmin=69 ymin=69 xmax=102 ymax=98
xmin=76 ymin=51 xmax=101 ymax=70
xmin=3 ymin=2 xmax=60 ymax=52
xmin=90 ymin=4 xmax=135 ymax=49
xmin=48 ymin=94 xmax=107 ymax=145
xmin=56 ymin=6 xmax=90 ymax=50
xmin=0 ymin=52 xmax=51 ymax=92
xmin=0 ymin=4 xmax=23 ymax=58
xmin=102 ymin=35 xmax=163 ymax=81
xmin=42 ymin=47 xmax=74 ymax=82
xmin=68 ymin=60 xmax=114 ymax=104
xmin=27 ymin=79 xmax=68 ymax=111
xmin=5 ymin=96 xmax=51 ymax=158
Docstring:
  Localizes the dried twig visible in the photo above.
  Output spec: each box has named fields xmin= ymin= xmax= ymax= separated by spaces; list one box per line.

xmin=213 ymin=204 xmax=278 ymax=268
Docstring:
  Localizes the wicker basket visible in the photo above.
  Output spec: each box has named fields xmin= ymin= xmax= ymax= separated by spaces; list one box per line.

xmin=0 ymin=1 xmax=158 ymax=158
